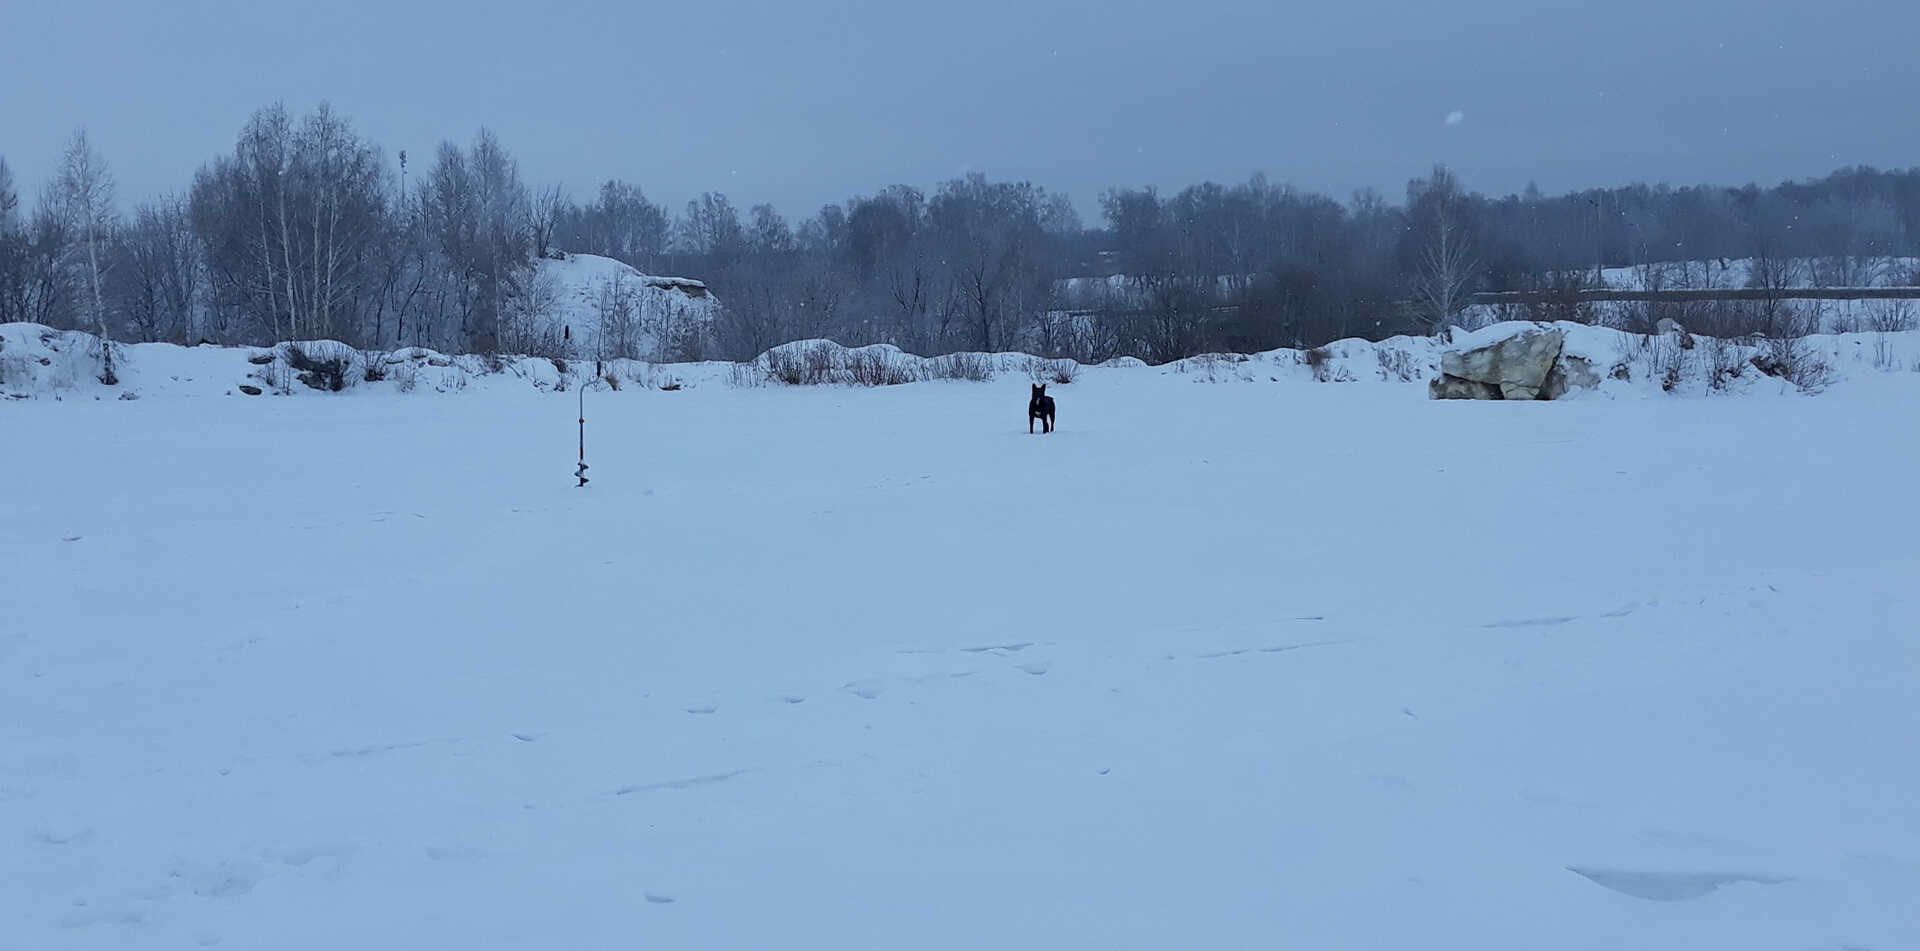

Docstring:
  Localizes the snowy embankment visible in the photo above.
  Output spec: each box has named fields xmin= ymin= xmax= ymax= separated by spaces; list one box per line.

xmin=3 ymin=325 xmax=1918 ymax=948
xmin=0 ymin=323 xmax=740 ymax=401
xmin=521 ymin=252 xmax=718 ymax=361
xmin=6 ymin=320 xmax=1920 ymax=403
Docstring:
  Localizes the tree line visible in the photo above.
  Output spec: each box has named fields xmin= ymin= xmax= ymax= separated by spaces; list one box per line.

xmin=5 ymin=102 xmax=1919 ymax=371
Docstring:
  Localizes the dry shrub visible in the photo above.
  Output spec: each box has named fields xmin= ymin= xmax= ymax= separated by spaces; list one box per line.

xmin=846 ymin=349 xmax=917 ymax=386
xmin=929 ymin=352 xmax=993 ymax=382
xmin=1303 ymin=346 xmax=1333 ymax=382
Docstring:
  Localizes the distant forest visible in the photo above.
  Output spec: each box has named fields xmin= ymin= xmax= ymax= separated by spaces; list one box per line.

xmin=4 ymin=102 xmax=1918 ymax=363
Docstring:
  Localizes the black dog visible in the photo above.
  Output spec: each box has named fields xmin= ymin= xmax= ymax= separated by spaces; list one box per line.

xmin=1028 ymin=383 xmax=1056 ymax=434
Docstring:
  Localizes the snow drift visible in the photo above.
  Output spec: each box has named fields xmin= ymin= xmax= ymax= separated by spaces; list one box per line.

xmin=4 ymin=319 xmax=1919 ymax=404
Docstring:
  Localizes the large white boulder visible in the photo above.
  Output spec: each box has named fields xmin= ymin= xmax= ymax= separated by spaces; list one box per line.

xmin=1432 ymin=328 xmax=1565 ymax=400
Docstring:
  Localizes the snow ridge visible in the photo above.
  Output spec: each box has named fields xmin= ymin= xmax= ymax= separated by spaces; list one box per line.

xmin=4 ymin=320 xmax=1918 ymax=402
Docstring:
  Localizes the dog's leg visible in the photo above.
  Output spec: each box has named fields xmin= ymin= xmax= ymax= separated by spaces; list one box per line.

xmin=1029 ymin=415 xmax=1035 ymax=434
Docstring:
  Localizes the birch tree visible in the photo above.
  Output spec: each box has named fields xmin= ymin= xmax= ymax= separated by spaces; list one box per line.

xmin=191 ymin=104 xmax=387 ymax=345
xmin=288 ymin=105 xmax=383 ymax=341
xmin=56 ymin=130 xmax=119 ymax=382
xmin=1407 ymin=165 xmax=1479 ymax=340
xmin=425 ymin=128 xmax=531 ymax=353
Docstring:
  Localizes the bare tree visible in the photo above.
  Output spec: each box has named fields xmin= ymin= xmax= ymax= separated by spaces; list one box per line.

xmin=530 ymin=184 xmax=564 ymax=259
xmin=423 ymin=128 xmax=531 ymax=353
xmin=114 ymin=197 xmax=202 ymax=342
xmin=926 ymin=175 xmax=1055 ymax=352
xmin=470 ymin=129 xmax=530 ymax=353
xmin=56 ymin=130 xmax=119 ymax=382
xmin=1408 ymin=166 xmax=1479 ymax=340
xmin=559 ymin=180 xmax=671 ymax=268
xmin=0 ymin=158 xmax=15 ymax=230
xmin=1746 ymin=230 xmax=1805 ymax=337
xmin=187 ymin=104 xmax=386 ymax=345
xmin=748 ymin=204 xmax=795 ymax=257
xmin=677 ymin=192 xmax=745 ymax=267
xmin=18 ymin=193 xmax=76 ymax=328
xmin=595 ymin=272 xmax=637 ymax=358
xmin=0 ymin=156 xmax=26 ymax=323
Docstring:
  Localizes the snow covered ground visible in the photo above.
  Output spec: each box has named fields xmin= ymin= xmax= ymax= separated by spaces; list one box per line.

xmin=4 ymin=331 xmax=1919 ymax=949
xmin=9 ymin=318 xmax=1920 ymax=404
xmin=1590 ymin=257 xmax=1920 ymax=291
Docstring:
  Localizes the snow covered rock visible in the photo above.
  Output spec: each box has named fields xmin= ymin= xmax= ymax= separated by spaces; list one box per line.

xmin=1431 ymin=327 xmax=1566 ymax=399
xmin=528 ymin=253 xmax=720 ymax=361
xmin=1427 ymin=373 xmax=1502 ymax=399
xmin=1540 ymin=353 xmax=1604 ymax=400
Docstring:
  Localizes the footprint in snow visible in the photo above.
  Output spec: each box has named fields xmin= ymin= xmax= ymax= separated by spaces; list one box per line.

xmin=510 ymin=732 xmax=544 ymax=743
xmin=184 ymin=860 xmax=261 ymax=899
xmin=613 ymin=769 xmax=753 ymax=795
xmin=57 ymin=906 xmax=148 ymax=930
xmin=683 ymin=704 xmax=718 ymax=715
xmin=1567 ymin=867 xmax=1786 ymax=902
xmin=1015 ymin=660 xmax=1051 ymax=676
xmin=32 ymin=825 xmax=92 ymax=846
xmin=644 ymin=891 xmax=676 ymax=904
xmin=1483 ymin=616 xmax=1577 ymax=629
xmin=777 ymin=695 xmax=807 ymax=704
xmin=260 ymin=846 xmax=330 ymax=867
xmin=843 ymin=679 xmax=885 ymax=700
xmin=1259 ymin=640 xmax=1346 ymax=654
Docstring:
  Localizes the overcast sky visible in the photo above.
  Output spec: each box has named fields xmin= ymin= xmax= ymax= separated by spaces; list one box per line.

xmin=4 ymin=0 xmax=1915 ymax=220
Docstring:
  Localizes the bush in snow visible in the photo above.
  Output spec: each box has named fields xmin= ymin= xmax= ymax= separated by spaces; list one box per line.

xmin=844 ymin=349 xmax=917 ymax=386
xmin=765 ymin=342 xmax=839 ymax=385
xmin=727 ymin=363 xmax=764 ymax=388
xmin=1303 ymin=346 xmax=1333 ymax=382
xmin=362 ymin=350 xmax=389 ymax=382
xmin=283 ymin=342 xmax=355 ymax=392
xmin=927 ymin=352 xmax=994 ymax=382
xmin=1755 ymin=335 xmax=1833 ymax=393
xmin=1026 ymin=357 xmax=1078 ymax=384
xmin=1704 ymin=336 xmax=1747 ymax=391
xmin=1375 ymin=347 xmax=1418 ymax=382
xmin=1649 ymin=337 xmax=1686 ymax=392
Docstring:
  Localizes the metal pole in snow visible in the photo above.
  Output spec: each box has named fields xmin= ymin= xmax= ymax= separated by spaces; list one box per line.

xmin=569 ymin=325 xmax=589 ymax=487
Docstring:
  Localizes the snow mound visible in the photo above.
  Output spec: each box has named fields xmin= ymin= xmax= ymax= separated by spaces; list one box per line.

xmin=6 ymin=320 xmax=1919 ymax=402
xmin=0 ymin=322 xmax=739 ymax=401
xmin=749 ymin=340 xmax=1057 ymax=385
xmin=525 ymin=253 xmax=720 ymax=362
